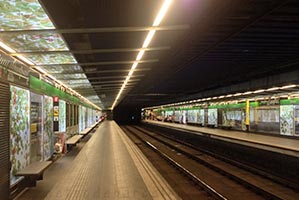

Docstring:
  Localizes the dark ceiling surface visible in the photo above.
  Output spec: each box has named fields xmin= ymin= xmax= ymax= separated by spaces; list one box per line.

xmin=40 ymin=0 xmax=299 ymax=109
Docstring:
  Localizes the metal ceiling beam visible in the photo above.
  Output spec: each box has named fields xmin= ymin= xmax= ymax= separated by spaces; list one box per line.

xmin=51 ymin=68 xmax=150 ymax=75
xmin=76 ymin=87 xmax=131 ymax=92
xmin=90 ymin=83 xmax=136 ymax=87
xmin=63 ymin=75 xmax=144 ymax=81
xmin=94 ymin=88 xmax=132 ymax=92
xmin=0 ymin=25 xmax=189 ymax=35
xmin=66 ymin=79 xmax=140 ymax=83
xmin=35 ymin=59 xmax=158 ymax=67
xmin=12 ymin=47 xmax=171 ymax=55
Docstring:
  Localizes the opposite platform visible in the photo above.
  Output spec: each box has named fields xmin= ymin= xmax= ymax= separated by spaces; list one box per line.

xmin=143 ymin=120 xmax=299 ymax=157
xmin=45 ymin=121 xmax=180 ymax=200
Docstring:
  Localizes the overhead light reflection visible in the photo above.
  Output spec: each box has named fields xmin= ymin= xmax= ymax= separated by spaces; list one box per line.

xmin=112 ymin=0 xmax=173 ymax=110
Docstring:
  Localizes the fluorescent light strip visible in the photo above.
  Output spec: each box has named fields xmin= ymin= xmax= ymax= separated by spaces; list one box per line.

xmin=112 ymin=0 xmax=173 ymax=109
xmin=253 ymin=89 xmax=265 ymax=93
xmin=142 ymin=30 xmax=156 ymax=48
xmin=267 ymin=87 xmax=280 ymax=91
xmin=280 ymin=84 xmax=297 ymax=89
xmin=16 ymin=54 xmax=35 ymax=65
xmin=153 ymin=0 xmax=172 ymax=26
xmin=0 ymin=41 xmax=16 ymax=53
xmin=143 ymin=83 xmax=299 ymax=110
xmin=136 ymin=50 xmax=145 ymax=61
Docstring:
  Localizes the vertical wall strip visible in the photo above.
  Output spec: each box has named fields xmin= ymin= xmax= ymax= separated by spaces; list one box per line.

xmin=0 ymin=81 xmax=10 ymax=200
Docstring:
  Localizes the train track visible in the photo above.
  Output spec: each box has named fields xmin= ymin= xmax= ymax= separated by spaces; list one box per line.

xmin=121 ymin=125 xmax=298 ymax=200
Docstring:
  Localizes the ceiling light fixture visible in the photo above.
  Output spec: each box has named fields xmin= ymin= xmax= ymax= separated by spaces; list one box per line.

xmin=112 ymin=0 xmax=173 ymax=109
xmin=0 ymin=42 xmax=101 ymax=110
xmin=153 ymin=0 xmax=172 ymax=26
xmin=142 ymin=82 xmax=299 ymax=110
xmin=136 ymin=50 xmax=145 ymax=61
xmin=233 ymin=93 xmax=242 ymax=96
xmin=253 ymin=89 xmax=265 ymax=94
xmin=0 ymin=41 xmax=16 ymax=53
xmin=267 ymin=87 xmax=280 ymax=91
xmin=16 ymin=54 xmax=35 ymax=65
xmin=142 ymin=30 xmax=156 ymax=48
xmin=280 ymin=84 xmax=297 ymax=89
xmin=243 ymin=91 xmax=253 ymax=95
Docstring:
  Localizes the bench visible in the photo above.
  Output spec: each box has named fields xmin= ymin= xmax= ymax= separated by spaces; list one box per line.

xmin=66 ymin=135 xmax=83 ymax=150
xmin=80 ymin=127 xmax=92 ymax=136
xmin=79 ymin=122 xmax=99 ymax=136
xmin=207 ymin=124 xmax=216 ymax=128
xmin=16 ymin=161 xmax=52 ymax=187
xmin=219 ymin=125 xmax=232 ymax=130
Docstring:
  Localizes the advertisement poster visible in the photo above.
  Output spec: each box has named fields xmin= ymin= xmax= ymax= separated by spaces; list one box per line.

xmin=10 ymin=86 xmax=30 ymax=185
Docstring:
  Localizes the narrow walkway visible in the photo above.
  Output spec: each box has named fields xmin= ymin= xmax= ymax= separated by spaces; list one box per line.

xmin=42 ymin=121 xmax=179 ymax=200
xmin=17 ymin=133 xmax=93 ymax=200
xmin=143 ymin=120 xmax=299 ymax=157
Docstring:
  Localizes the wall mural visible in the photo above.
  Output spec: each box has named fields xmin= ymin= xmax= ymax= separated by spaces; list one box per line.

xmin=10 ymin=86 xmax=30 ymax=185
xmin=222 ymin=109 xmax=243 ymax=128
xmin=82 ymin=106 xmax=86 ymax=130
xmin=208 ymin=108 xmax=218 ymax=126
xmin=43 ymin=95 xmax=53 ymax=160
xmin=88 ymin=108 xmax=93 ymax=127
xmin=280 ymin=105 xmax=294 ymax=135
xmin=295 ymin=105 xmax=299 ymax=136
xmin=187 ymin=110 xmax=198 ymax=123
xmin=199 ymin=109 xmax=205 ymax=125
xmin=174 ymin=110 xmax=181 ymax=122
xmin=79 ymin=106 xmax=83 ymax=132
xmin=59 ymin=100 xmax=66 ymax=132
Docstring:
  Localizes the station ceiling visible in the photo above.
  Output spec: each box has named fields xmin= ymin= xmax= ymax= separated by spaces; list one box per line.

xmin=2 ymin=0 xmax=299 ymax=109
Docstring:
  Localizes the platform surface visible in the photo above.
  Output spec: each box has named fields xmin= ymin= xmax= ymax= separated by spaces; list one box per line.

xmin=143 ymin=120 xmax=299 ymax=157
xmin=44 ymin=121 xmax=179 ymax=200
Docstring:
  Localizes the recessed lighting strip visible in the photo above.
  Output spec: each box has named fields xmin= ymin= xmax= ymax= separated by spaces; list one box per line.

xmin=143 ymin=84 xmax=299 ymax=110
xmin=111 ymin=0 xmax=173 ymax=109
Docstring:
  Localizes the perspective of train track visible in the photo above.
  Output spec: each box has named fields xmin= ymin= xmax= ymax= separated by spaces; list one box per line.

xmin=121 ymin=125 xmax=298 ymax=200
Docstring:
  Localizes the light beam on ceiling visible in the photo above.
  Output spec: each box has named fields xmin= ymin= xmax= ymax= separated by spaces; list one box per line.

xmin=111 ymin=0 xmax=173 ymax=110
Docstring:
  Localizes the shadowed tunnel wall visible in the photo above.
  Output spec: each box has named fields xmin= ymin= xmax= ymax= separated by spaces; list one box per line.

xmin=113 ymin=106 xmax=141 ymax=125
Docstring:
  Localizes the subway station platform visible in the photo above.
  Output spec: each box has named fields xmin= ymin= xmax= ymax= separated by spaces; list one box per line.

xmin=143 ymin=120 xmax=299 ymax=158
xmin=18 ymin=121 xmax=179 ymax=200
